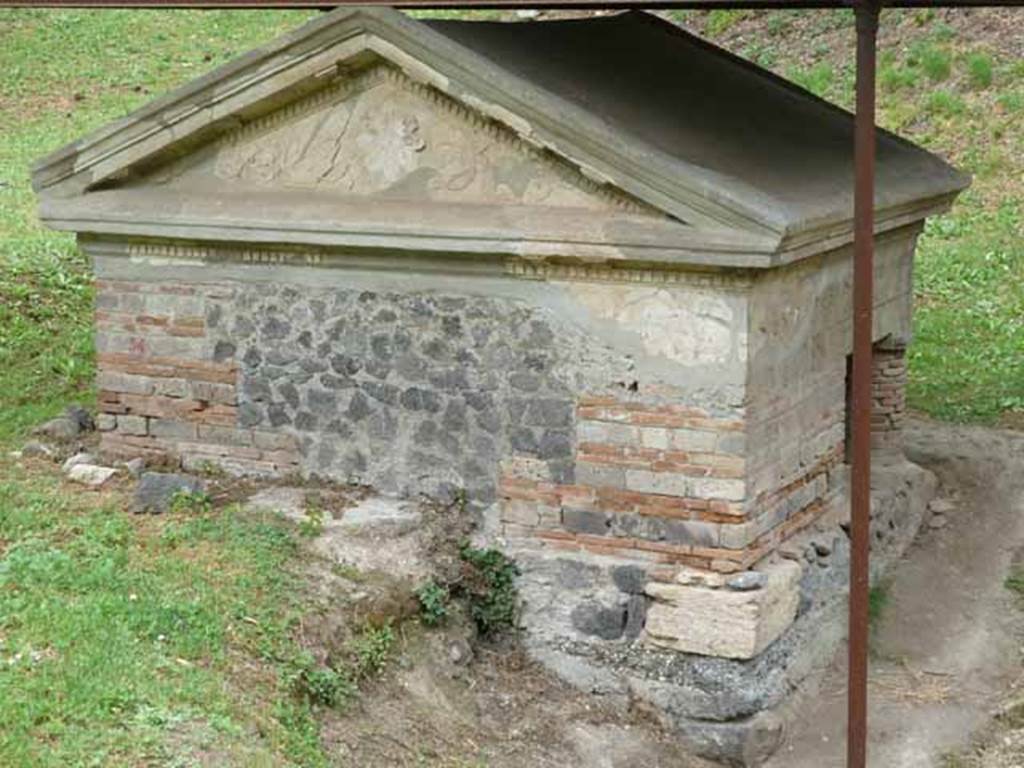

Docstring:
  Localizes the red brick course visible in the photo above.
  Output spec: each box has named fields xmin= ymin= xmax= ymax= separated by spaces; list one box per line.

xmin=526 ymin=497 xmax=827 ymax=573
xmin=577 ymin=442 xmax=745 ymax=478
xmin=94 ymin=280 xmax=298 ymax=474
xmin=576 ymin=400 xmax=744 ymax=431
xmin=500 ymin=392 xmax=841 ymax=573
xmin=871 ymin=346 xmax=907 ymax=449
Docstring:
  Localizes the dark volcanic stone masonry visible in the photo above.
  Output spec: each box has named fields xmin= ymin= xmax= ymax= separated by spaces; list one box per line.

xmin=206 ymin=283 xmax=632 ymax=505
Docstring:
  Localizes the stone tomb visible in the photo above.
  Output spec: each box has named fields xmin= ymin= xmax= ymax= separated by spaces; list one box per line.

xmin=33 ymin=8 xmax=966 ymax=764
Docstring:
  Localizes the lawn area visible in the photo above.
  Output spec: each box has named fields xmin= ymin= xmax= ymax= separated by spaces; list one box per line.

xmin=0 ymin=9 xmax=315 ymax=439
xmin=0 ymin=7 xmax=1021 ymax=766
xmin=0 ymin=10 xmax=344 ymax=767
xmin=0 ymin=464 xmax=332 ymax=767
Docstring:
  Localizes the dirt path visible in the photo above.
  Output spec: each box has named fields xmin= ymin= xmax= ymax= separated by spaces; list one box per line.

xmin=767 ymin=420 xmax=1024 ymax=768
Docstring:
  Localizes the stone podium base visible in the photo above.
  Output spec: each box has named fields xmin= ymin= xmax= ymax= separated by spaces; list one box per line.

xmin=510 ymin=455 xmax=936 ymax=766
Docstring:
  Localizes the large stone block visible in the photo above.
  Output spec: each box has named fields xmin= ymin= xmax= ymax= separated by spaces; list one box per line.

xmin=643 ymin=560 xmax=802 ymax=660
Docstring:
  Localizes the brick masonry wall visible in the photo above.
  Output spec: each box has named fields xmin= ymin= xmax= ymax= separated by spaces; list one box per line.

xmin=94 ymin=272 xmax=838 ymax=573
xmin=724 ymin=232 xmax=920 ymax=577
xmin=497 ymin=395 xmax=842 ymax=574
xmin=871 ymin=345 xmax=907 ymax=450
xmin=94 ymin=280 xmax=301 ymax=475
xmin=93 ymin=258 xmax=889 ymax=576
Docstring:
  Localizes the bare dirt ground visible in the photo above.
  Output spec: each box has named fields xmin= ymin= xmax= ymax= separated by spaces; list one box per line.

xmin=259 ymin=487 xmax=717 ymax=768
xmin=295 ymin=418 xmax=1024 ymax=768
xmin=319 ymin=632 xmax=715 ymax=768
xmin=767 ymin=419 xmax=1024 ymax=768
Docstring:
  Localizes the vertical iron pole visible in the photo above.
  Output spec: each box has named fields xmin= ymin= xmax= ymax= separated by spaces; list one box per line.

xmin=848 ymin=2 xmax=879 ymax=767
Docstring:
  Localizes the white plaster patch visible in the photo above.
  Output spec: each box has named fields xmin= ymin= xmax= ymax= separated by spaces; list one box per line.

xmin=571 ymin=283 xmax=736 ymax=367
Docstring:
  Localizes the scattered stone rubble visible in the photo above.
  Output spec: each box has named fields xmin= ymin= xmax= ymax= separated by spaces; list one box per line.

xmin=66 ymin=464 xmax=117 ymax=487
xmin=132 ymin=472 xmax=206 ymax=514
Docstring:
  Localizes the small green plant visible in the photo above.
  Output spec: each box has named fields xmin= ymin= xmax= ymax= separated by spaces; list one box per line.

xmin=789 ymin=62 xmax=834 ymax=98
xmin=926 ymin=90 xmax=966 ymax=117
xmin=331 ymin=562 xmax=364 ymax=581
xmin=880 ymin=63 xmax=919 ymax=93
xmin=168 ymin=488 xmax=212 ymax=515
xmin=349 ymin=622 xmax=395 ymax=680
xmin=868 ymin=582 xmax=890 ymax=626
xmin=705 ymin=9 xmax=746 ymax=38
xmin=742 ymin=42 xmax=778 ymax=69
xmin=766 ymin=11 xmax=789 ymax=37
xmin=458 ymin=544 xmax=519 ymax=637
xmin=965 ymin=52 xmax=994 ymax=89
xmin=909 ymin=42 xmax=952 ymax=82
xmin=923 ymin=48 xmax=952 ymax=81
xmin=301 ymin=664 xmax=353 ymax=709
xmin=416 ymin=581 xmax=450 ymax=627
xmin=1004 ymin=567 xmax=1024 ymax=596
xmin=997 ymin=91 xmax=1024 ymax=113
xmin=298 ymin=503 xmax=325 ymax=538
xmin=913 ymin=8 xmax=936 ymax=26
xmin=192 ymin=460 xmax=227 ymax=478
xmin=287 ymin=651 xmax=354 ymax=709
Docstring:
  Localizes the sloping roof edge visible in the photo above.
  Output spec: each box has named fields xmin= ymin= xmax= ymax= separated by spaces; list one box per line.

xmin=31 ymin=7 xmax=968 ymax=252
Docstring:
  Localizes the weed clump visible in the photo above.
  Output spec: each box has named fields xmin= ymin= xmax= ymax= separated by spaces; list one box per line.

xmin=787 ymin=62 xmax=834 ymax=98
xmin=966 ymin=52 xmax=994 ymax=89
xmin=880 ymin=62 xmax=918 ymax=93
xmin=413 ymin=546 xmax=519 ymax=637
xmin=458 ymin=544 xmax=519 ymax=637
xmin=926 ymin=90 xmax=966 ymax=117
xmin=909 ymin=42 xmax=952 ymax=82
xmin=868 ymin=581 xmax=890 ymax=626
xmin=704 ymin=9 xmax=747 ymax=37
xmin=298 ymin=504 xmax=325 ymax=538
xmin=288 ymin=652 xmax=354 ymax=709
xmin=168 ymin=488 xmax=212 ymax=515
xmin=415 ymin=580 xmax=450 ymax=627
xmin=1004 ymin=567 xmax=1024 ymax=596
xmin=349 ymin=622 xmax=394 ymax=680
xmin=286 ymin=622 xmax=395 ymax=710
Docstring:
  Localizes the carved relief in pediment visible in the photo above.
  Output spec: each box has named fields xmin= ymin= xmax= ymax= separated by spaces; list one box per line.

xmin=166 ymin=65 xmax=648 ymax=213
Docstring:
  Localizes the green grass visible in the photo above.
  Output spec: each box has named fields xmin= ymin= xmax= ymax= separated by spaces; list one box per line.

xmin=909 ymin=200 xmax=1024 ymax=422
xmin=880 ymin=59 xmax=921 ymax=93
xmin=0 ymin=10 xmax=343 ymax=766
xmin=1005 ymin=566 xmax=1024 ymax=597
xmin=788 ymin=61 xmax=835 ymax=98
xmin=965 ymin=52 xmax=994 ymax=89
xmin=910 ymin=41 xmax=953 ymax=82
xmin=0 ymin=463 xmax=329 ymax=766
xmin=925 ymin=89 xmax=967 ymax=116
xmin=704 ymin=9 xmax=749 ymax=37
xmin=0 ymin=8 xmax=314 ymax=442
xmin=868 ymin=581 xmax=891 ymax=626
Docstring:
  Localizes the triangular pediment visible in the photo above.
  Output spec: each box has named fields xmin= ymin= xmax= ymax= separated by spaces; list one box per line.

xmin=32 ymin=7 xmax=965 ymax=266
xmin=32 ymin=8 xmax=756 ymax=242
xmin=145 ymin=62 xmax=647 ymax=215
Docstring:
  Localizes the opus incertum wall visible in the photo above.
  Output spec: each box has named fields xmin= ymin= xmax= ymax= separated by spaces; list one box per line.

xmin=33 ymin=8 xmax=967 ymax=764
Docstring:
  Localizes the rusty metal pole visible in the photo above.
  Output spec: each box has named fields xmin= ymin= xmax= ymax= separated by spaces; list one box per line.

xmin=848 ymin=1 xmax=880 ymax=767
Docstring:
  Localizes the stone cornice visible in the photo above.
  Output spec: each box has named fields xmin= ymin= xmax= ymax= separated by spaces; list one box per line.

xmin=80 ymin=236 xmax=757 ymax=288
xmin=32 ymin=7 xmax=966 ymax=262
